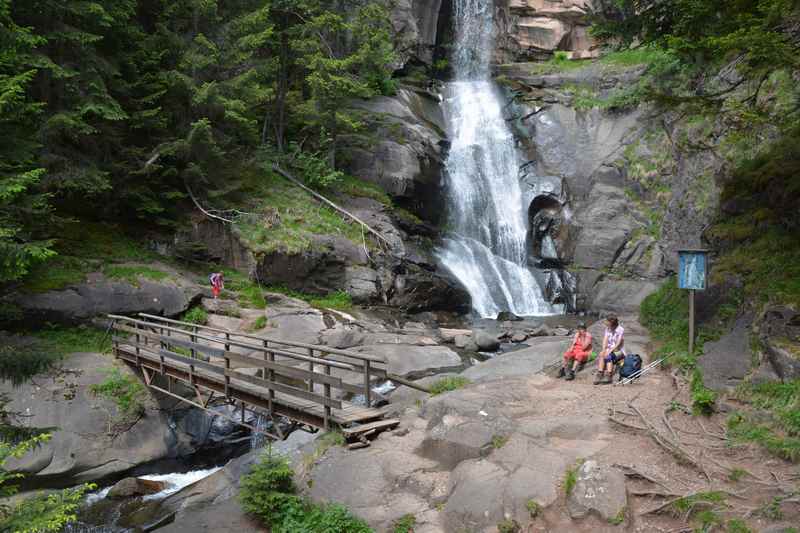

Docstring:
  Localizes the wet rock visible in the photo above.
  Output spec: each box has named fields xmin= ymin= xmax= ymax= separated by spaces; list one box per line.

xmin=566 ymin=460 xmax=627 ymax=522
xmin=320 ymin=328 xmax=366 ymax=349
xmin=699 ymin=314 xmax=754 ymax=391
xmin=388 ymin=261 xmax=472 ymax=314
xmin=108 ymin=477 xmax=167 ymax=499
xmin=511 ymin=332 xmax=528 ymax=343
xmin=551 ymin=327 xmax=570 ymax=336
xmin=497 ymin=311 xmax=523 ymax=322
xmin=474 ymin=330 xmax=501 ymax=352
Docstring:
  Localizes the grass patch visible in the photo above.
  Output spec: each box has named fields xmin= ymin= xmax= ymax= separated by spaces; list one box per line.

xmin=641 ymin=278 xmax=719 ymax=414
xmin=669 ymin=491 xmax=727 ymax=529
xmin=392 ymin=514 xmax=416 ymax=533
xmin=429 ymin=376 xmax=470 ymax=396
xmin=726 ymin=518 xmax=753 ymax=533
xmin=563 ymin=462 xmax=580 ymax=496
xmin=335 ymin=174 xmax=391 ymax=206
xmin=247 ymin=316 xmax=268 ymax=332
xmin=600 ymin=46 xmax=667 ymax=67
xmin=182 ymin=306 xmax=208 ymax=325
xmin=102 ymin=264 xmax=172 ymax=286
xmin=266 ymin=285 xmax=353 ymax=311
xmin=608 ymin=507 xmax=625 ymax=525
xmin=491 ymin=435 xmax=509 ymax=449
xmin=31 ymin=326 xmax=111 ymax=355
xmin=497 ymin=519 xmax=521 ymax=533
xmin=526 ymin=499 xmax=541 ymax=518
xmin=728 ymin=467 xmax=747 ymax=482
xmin=241 ymin=449 xmax=371 ymax=533
xmin=236 ymin=168 xmax=363 ymax=255
xmin=515 ymin=51 xmax=591 ymax=75
xmin=89 ymin=368 xmax=147 ymax=419
xmin=727 ymin=380 xmax=800 ymax=462
xmin=20 ymin=222 xmax=158 ymax=293
xmin=220 ymin=269 xmax=266 ymax=309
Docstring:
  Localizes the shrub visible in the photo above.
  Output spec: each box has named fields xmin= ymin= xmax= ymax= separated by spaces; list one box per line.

xmin=392 ymin=513 xmax=416 ymax=533
xmin=89 ymin=368 xmax=147 ymax=418
xmin=240 ymin=450 xmax=372 ymax=532
xmin=526 ymin=499 xmax=541 ymax=518
xmin=564 ymin=464 xmax=579 ymax=496
xmin=429 ymin=376 xmax=470 ymax=396
xmin=183 ymin=306 xmax=208 ymax=325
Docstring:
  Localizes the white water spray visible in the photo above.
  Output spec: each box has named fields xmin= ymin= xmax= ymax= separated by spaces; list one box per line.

xmin=437 ymin=0 xmax=562 ymax=318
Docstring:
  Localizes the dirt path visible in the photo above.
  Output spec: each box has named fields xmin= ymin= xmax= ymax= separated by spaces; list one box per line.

xmin=534 ymin=315 xmax=800 ymax=532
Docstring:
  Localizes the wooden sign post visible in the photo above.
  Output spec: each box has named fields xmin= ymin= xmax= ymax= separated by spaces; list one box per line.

xmin=678 ymin=249 xmax=709 ymax=355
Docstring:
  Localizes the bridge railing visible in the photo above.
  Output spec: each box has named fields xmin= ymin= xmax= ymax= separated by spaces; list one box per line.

xmin=108 ymin=314 xmax=388 ymax=429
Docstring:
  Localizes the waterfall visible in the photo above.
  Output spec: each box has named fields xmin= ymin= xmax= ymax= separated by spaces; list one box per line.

xmin=437 ymin=0 xmax=563 ymax=318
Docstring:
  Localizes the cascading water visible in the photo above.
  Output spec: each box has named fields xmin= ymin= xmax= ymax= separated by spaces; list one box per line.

xmin=437 ymin=0 xmax=563 ymax=319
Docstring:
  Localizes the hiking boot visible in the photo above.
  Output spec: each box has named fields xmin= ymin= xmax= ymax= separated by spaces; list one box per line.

xmin=565 ymin=369 xmax=575 ymax=381
xmin=557 ymin=367 xmax=566 ymax=378
xmin=602 ymin=372 xmax=614 ymax=384
xmin=593 ymin=371 xmax=605 ymax=385
xmin=576 ymin=362 xmax=585 ymax=372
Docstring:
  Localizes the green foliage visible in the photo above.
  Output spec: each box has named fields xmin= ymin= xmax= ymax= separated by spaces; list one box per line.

xmin=728 ymin=467 xmax=747 ymax=482
xmin=392 ymin=514 xmax=416 ymax=533
xmin=215 ymin=269 xmax=266 ymax=309
xmin=183 ymin=306 xmax=209 ymax=325
xmin=248 ymin=315 xmax=268 ymax=332
xmin=608 ymin=507 xmax=625 ymax=525
xmin=563 ymin=463 xmax=579 ymax=496
xmin=89 ymin=368 xmax=147 ymax=418
xmin=490 ymin=435 xmax=509 ymax=449
xmin=102 ymin=264 xmax=171 ymax=286
xmin=497 ymin=519 xmax=521 ymax=533
xmin=240 ymin=449 xmax=371 ymax=532
xmin=429 ymin=376 xmax=470 ymax=396
xmin=266 ymin=285 xmax=352 ymax=311
xmin=525 ymin=499 xmax=541 ymax=518
xmin=640 ymin=278 xmax=719 ymax=414
xmin=728 ymin=379 xmax=800 ymax=461
xmin=726 ymin=518 xmax=753 ymax=533
xmin=0 ymin=433 xmax=93 ymax=532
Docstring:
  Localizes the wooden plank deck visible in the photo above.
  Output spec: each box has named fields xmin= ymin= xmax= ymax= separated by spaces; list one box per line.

xmin=116 ymin=343 xmax=386 ymax=427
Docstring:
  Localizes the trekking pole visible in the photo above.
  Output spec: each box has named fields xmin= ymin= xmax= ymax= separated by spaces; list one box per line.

xmin=614 ymin=357 xmax=667 ymax=386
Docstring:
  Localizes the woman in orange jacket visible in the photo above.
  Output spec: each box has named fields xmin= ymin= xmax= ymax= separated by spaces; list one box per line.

xmin=558 ymin=322 xmax=593 ymax=381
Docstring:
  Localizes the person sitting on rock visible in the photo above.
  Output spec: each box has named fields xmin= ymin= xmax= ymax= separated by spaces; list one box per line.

xmin=558 ymin=322 xmax=592 ymax=381
xmin=594 ymin=314 xmax=625 ymax=385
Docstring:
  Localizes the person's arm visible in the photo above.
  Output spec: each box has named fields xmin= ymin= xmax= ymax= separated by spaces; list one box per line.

xmin=582 ymin=333 xmax=593 ymax=351
xmin=600 ymin=331 xmax=609 ymax=356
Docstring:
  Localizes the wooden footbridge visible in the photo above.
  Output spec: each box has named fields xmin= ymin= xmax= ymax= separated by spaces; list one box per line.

xmin=108 ymin=313 xmax=406 ymax=441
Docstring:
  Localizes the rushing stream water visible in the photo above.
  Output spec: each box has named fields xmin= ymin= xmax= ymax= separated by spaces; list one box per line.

xmin=437 ymin=0 xmax=564 ymax=319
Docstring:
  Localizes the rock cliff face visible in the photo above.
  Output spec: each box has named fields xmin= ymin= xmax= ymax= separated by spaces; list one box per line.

xmin=495 ymin=0 xmax=599 ymax=62
xmin=496 ymin=62 xmax=723 ymax=312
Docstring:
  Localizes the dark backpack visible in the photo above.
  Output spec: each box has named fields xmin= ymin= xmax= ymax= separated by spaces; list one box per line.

xmin=619 ymin=354 xmax=643 ymax=380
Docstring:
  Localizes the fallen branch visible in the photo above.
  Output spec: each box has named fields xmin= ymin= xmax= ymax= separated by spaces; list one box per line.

xmin=185 ymin=182 xmax=234 ymax=223
xmin=272 ymin=164 xmax=395 ymax=250
xmin=614 ymin=463 xmax=675 ymax=493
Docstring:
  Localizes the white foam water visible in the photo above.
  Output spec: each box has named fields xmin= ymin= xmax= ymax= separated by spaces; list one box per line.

xmin=437 ymin=0 xmax=563 ymax=318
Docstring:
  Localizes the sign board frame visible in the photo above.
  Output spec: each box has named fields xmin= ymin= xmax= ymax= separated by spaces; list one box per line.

xmin=677 ymin=249 xmax=709 ymax=356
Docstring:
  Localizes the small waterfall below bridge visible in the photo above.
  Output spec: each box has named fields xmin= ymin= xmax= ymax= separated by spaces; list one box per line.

xmin=437 ymin=0 xmax=565 ymax=318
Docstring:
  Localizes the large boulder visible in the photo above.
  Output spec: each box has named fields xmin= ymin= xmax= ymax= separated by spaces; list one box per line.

xmin=699 ymin=314 xmax=754 ymax=391
xmin=461 ymin=339 xmax=568 ymax=382
xmin=390 ymin=0 xmax=444 ymax=66
xmin=3 ymin=353 xmax=202 ymax=486
xmin=354 ymin=344 xmax=463 ymax=379
xmin=10 ymin=269 xmax=203 ymax=325
xmin=566 ymin=460 xmax=627 ymax=522
xmin=107 ymin=477 xmax=167 ymax=499
xmin=758 ymin=306 xmax=800 ymax=381
xmin=590 ymin=279 xmax=661 ymax=314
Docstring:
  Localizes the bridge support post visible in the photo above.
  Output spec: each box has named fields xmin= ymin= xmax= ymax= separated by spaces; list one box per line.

xmin=324 ymin=364 xmax=332 ymax=431
xmin=307 ymin=348 xmax=314 ymax=393
xmin=364 ymin=360 xmax=371 ymax=407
